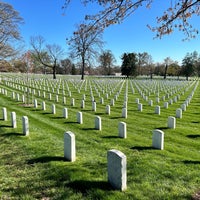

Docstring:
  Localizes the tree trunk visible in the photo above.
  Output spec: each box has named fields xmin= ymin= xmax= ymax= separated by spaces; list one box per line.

xmin=81 ymin=56 xmax=85 ymax=80
xmin=53 ymin=65 xmax=56 ymax=79
xmin=164 ymin=64 xmax=168 ymax=79
xmin=53 ymin=59 xmax=57 ymax=79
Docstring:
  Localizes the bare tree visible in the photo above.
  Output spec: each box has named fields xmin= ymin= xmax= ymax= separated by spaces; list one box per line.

xmin=64 ymin=0 xmax=200 ymax=39
xmin=67 ymin=23 xmax=104 ymax=80
xmin=0 ymin=2 xmax=24 ymax=58
xmin=30 ymin=36 xmax=64 ymax=79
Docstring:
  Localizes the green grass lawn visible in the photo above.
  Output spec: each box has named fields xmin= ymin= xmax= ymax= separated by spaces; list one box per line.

xmin=0 ymin=74 xmax=200 ymax=199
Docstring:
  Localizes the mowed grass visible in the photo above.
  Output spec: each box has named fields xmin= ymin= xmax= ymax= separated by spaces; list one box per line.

xmin=0 ymin=74 xmax=200 ymax=199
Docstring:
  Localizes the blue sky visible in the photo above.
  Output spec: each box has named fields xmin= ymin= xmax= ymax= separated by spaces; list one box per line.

xmin=4 ymin=0 xmax=200 ymax=65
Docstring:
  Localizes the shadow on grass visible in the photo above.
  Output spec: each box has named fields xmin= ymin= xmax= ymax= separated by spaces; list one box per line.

xmin=1 ymin=132 xmax=24 ymax=137
xmin=130 ymin=146 xmax=155 ymax=151
xmin=66 ymin=180 xmax=112 ymax=193
xmin=42 ymin=112 xmax=52 ymax=115
xmin=187 ymin=134 xmax=200 ymax=138
xmin=50 ymin=116 xmax=64 ymax=119
xmin=64 ymin=121 xmax=78 ymax=124
xmin=155 ymin=127 xmax=168 ymax=130
xmin=110 ymin=116 xmax=122 ymax=119
xmin=94 ymin=112 xmax=104 ymax=116
xmin=191 ymin=121 xmax=200 ymax=124
xmin=0 ymin=124 xmax=12 ymax=128
xmin=102 ymin=135 xmax=119 ymax=139
xmin=81 ymin=127 xmax=96 ymax=131
xmin=27 ymin=156 xmax=66 ymax=164
xmin=183 ymin=160 xmax=200 ymax=164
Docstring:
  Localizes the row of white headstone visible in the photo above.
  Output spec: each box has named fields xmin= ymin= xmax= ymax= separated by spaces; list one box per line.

xmin=64 ymin=128 xmax=166 ymax=191
xmin=2 ymin=107 xmax=29 ymax=136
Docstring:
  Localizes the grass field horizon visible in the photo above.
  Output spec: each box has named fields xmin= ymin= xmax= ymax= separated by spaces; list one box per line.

xmin=0 ymin=73 xmax=200 ymax=199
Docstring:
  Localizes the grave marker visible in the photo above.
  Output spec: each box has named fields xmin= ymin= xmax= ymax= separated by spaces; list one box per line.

xmin=95 ymin=116 xmax=101 ymax=130
xmin=168 ymin=116 xmax=176 ymax=129
xmin=11 ymin=112 xmax=17 ymax=128
xmin=176 ymin=108 xmax=182 ymax=119
xmin=107 ymin=149 xmax=127 ymax=191
xmin=22 ymin=116 xmax=29 ymax=136
xmin=77 ymin=112 xmax=83 ymax=124
xmin=118 ymin=122 xmax=127 ymax=138
xmin=63 ymin=108 xmax=68 ymax=119
xmin=64 ymin=131 xmax=76 ymax=162
xmin=2 ymin=107 xmax=7 ymax=121
xmin=152 ymin=129 xmax=164 ymax=150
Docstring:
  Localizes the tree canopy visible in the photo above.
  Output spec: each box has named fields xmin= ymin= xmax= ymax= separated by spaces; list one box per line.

xmin=121 ymin=52 xmax=138 ymax=77
xmin=64 ymin=0 xmax=200 ymax=39
xmin=67 ymin=23 xmax=104 ymax=80
xmin=0 ymin=1 xmax=23 ymax=58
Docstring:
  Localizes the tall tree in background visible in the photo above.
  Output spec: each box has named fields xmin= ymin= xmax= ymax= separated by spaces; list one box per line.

xmin=67 ymin=23 xmax=104 ymax=80
xmin=60 ymin=58 xmax=74 ymax=74
xmin=181 ymin=51 xmax=197 ymax=80
xmin=121 ymin=53 xmax=138 ymax=78
xmin=64 ymin=0 xmax=200 ymax=40
xmin=0 ymin=2 xmax=23 ymax=59
xmin=99 ymin=50 xmax=116 ymax=75
xmin=137 ymin=52 xmax=152 ymax=75
xmin=30 ymin=36 xmax=64 ymax=79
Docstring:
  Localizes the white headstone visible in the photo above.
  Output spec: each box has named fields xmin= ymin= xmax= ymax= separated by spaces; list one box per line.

xmin=77 ymin=112 xmax=83 ymax=124
xmin=138 ymin=103 xmax=142 ymax=112
xmin=63 ymin=108 xmax=68 ymax=119
xmin=56 ymin=95 xmax=59 ymax=102
xmin=181 ymin=104 xmax=186 ymax=111
xmin=92 ymin=101 xmax=96 ymax=112
xmin=71 ymin=98 xmax=75 ymax=106
xmin=107 ymin=149 xmax=127 ymax=191
xmin=64 ymin=131 xmax=76 ymax=162
xmin=95 ymin=116 xmax=101 ymax=130
xmin=2 ymin=107 xmax=7 ymax=121
xmin=52 ymin=104 xmax=56 ymax=114
xmin=100 ymin=97 xmax=104 ymax=104
xmin=106 ymin=105 xmax=110 ymax=115
xmin=122 ymin=108 xmax=127 ymax=118
xmin=176 ymin=108 xmax=182 ymax=119
xmin=152 ymin=129 xmax=164 ymax=150
xmin=156 ymin=97 xmax=160 ymax=103
xmin=118 ymin=122 xmax=127 ymax=138
xmin=42 ymin=101 xmax=46 ymax=110
xmin=136 ymin=98 xmax=139 ymax=104
xmin=149 ymin=100 xmax=153 ymax=106
xmin=164 ymin=102 xmax=168 ymax=109
xmin=11 ymin=111 xmax=17 ymax=128
xmin=123 ymin=101 xmax=127 ymax=108
xmin=22 ymin=116 xmax=29 ymax=136
xmin=168 ymin=116 xmax=176 ymax=129
xmin=110 ymin=99 xmax=115 ymax=106
xmin=34 ymin=99 xmax=38 ymax=108
xmin=155 ymin=105 xmax=160 ymax=115
xmin=63 ymin=96 xmax=66 ymax=105
xmin=81 ymin=100 xmax=85 ymax=109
